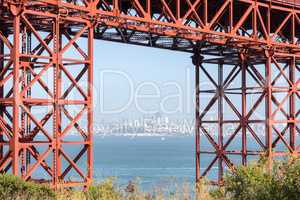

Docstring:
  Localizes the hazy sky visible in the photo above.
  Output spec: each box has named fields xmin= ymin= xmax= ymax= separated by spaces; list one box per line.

xmin=91 ymin=40 xmax=275 ymax=123
xmin=25 ymin=32 xmax=286 ymax=125
xmin=93 ymin=40 xmax=196 ymax=122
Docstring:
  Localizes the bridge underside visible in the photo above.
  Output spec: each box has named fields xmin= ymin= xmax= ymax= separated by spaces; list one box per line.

xmin=0 ymin=0 xmax=299 ymax=188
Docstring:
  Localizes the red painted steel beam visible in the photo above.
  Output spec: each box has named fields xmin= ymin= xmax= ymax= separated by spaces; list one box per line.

xmin=0 ymin=2 xmax=95 ymax=189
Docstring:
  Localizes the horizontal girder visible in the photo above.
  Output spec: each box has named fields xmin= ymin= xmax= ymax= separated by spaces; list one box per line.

xmin=0 ymin=0 xmax=300 ymax=54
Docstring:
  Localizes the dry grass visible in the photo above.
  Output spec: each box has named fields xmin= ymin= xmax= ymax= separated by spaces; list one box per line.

xmin=55 ymin=178 xmax=214 ymax=200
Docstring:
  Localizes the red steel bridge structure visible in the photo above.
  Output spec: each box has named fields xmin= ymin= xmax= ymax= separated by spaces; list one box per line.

xmin=0 ymin=0 xmax=299 ymax=188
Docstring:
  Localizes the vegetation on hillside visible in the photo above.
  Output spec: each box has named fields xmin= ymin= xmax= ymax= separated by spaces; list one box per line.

xmin=210 ymin=157 xmax=300 ymax=200
xmin=2 ymin=157 xmax=300 ymax=200
xmin=0 ymin=174 xmax=55 ymax=200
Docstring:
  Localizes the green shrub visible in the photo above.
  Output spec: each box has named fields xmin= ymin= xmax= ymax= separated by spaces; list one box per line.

xmin=224 ymin=162 xmax=277 ymax=200
xmin=85 ymin=178 xmax=122 ymax=200
xmin=209 ymin=187 xmax=227 ymax=200
xmin=214 ymin=158 xmax=300 ymax=200
xmin=0 ymin=174 xmax=55 ymax=200
xmin=276 ymin=158 xmax=300 ymax=200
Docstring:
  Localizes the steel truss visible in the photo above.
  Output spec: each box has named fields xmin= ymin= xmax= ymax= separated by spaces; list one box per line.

xmin=0 ymin=0 xmax=299 ymax=188
xmin=0 ymin=3 xmax=93 ymax=188
xmin=195 ymin=51 xmax=300 ymax=184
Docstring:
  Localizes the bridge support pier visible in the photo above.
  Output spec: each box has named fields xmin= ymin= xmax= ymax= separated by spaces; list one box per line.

xmin=195 ymin=49 xmax=300 ymax=185
xmin=264 ymin=52 xmax=299 ymax=159
xmin=0 ymin=6 xmax=94 ymax=188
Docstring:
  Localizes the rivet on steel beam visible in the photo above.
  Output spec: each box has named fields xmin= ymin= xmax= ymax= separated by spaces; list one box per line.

xmin=264 ymin=48 xmax=274 ymax=58
xmin=239 ymin=49 xmax=248 ymax=61
xmin=191 ymin=46 xmax=204 ymax=67
xmin=192 ymin=53 xmax=204 ymax=66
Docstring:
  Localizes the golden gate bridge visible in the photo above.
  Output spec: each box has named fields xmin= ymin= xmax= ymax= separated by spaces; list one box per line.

xmin=0 ymin=0 xmax=299 ymax=188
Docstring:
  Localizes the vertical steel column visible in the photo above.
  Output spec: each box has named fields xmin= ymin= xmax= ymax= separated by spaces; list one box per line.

xmin=240 ymin=53 xmax=247 ymax=165
xmin=265 ymin=51 xmax=273 ymax=167
xmin=192 ymin=49 xmax=203 ymax=183
xmin=289 ymin=56 xmax=296 ymax=153
xmin=266 ymin=1 xmax=273 ymax=167
xmin=21 ymin=26 xmax=26 ymax=177
xmin=195 ymin=61 xmax=200 ymax=183
xmin=53 ymin=16 xmax=62 ymax=187
xmin=0 ymin=35 xmax=4 ymax=161
xmin=26 ymin=31 xmax=31 ymax=173
xmin=218 ymin=62 xmax=224 ymax=183
xmin=87 ymin=24 xmax=94 ymax=186
xmin=12 ymin=11 xmax=21 ymax=176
